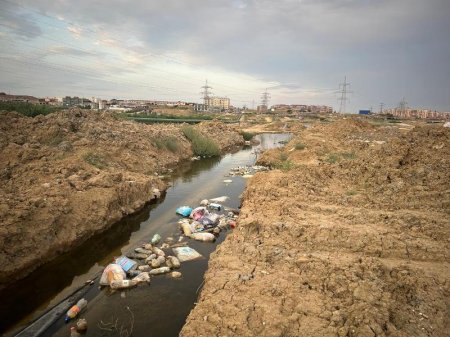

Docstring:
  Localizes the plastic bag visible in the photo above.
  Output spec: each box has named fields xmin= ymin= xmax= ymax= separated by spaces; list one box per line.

xmin=172 ymin=247 xmax=203 ymax=262
xmin=115 ymin=256 xmax=137 ymax=272
xmin=100 ymin=264 xmax=126 ymax=286
xmin=176 ymin=206 xmax=193 ymax=217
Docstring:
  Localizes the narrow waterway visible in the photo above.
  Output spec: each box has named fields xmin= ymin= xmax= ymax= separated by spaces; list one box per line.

xmin=3 ymin=133 xmax=290 ymax=337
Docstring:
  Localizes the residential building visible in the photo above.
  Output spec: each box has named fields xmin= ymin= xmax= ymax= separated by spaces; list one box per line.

xmin=205 ymin=97 xmax=230 ymax=110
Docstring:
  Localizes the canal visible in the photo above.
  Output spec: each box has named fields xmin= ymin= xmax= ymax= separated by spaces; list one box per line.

xmin=3 ymin=133 xmax=290 ymax=337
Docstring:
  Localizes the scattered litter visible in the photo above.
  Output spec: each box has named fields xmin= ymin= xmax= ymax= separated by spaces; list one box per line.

xmin=209 ymin=196 xmax=228 ymax=203
xmin=151 ymin=234 xmax=161 ymax=245
xmin=191 ymin=232 xmax=216 ymax=242
xmin=132 ymin=272 xmax=150 ymax=284
xmin=135 ymin=247 xmax=152 ymax=255
xmin=173 ymin=247 xmax=203 ymax=262
xmin=150 ymin=267 xmax=171 ymax=275
xmin=180 ymin=221 xmax=193 ymax=236
xmin=223 ymin=179 xmax=233 ymax=183
xmin=65 ymin=298 xmax=87 ymax=323
xmin=200 ymin=199 xmax=209 ymax=206
xmin=208 ymin=203 xmax=222 ymax=211
xmin=176 ymin=206 xmax=193 ymax=217
xmin=76 ymin=318 xmax=88 ymax=332
xmin=138 ymin=265 xmax=151 ymax=272
xmin=70 ymin=327 xmax=81 ymax=337
xmin=100 ymin=264 xmax=126 ymax=286
xmin=190 ymin=206 xmax=209 ymax=220
xmin=227 ymin=165 xmax=268 ymax=177
xmin=115 ymin=256 xmax=137 ymax=272
xmin=110 ymin=279 xmax=137 ymax=290
xmin=126 ymin=252 xmax=149 ymax=260
xmin=171 ymin=271 xmax=182 ymax=278
xmin=152 ymin=247 xmax=165 ymax=257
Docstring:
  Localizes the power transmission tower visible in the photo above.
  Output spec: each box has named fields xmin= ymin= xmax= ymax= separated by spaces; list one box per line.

xmin=260 ymin=89 xmax=270 ymax=112
xmin=398 ymin=97 xmax=408 ymax=117
xmin=337 ymin=76 xmax=352 ymax=113
xmin=200 ymin=79 xmax=213 ymax=108
xmin=379 ymin=102 xmax=384 ymax=114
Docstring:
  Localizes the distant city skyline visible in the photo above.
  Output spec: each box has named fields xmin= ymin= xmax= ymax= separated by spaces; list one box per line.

xmin=1 ymin=0 xmax=449 ymax=112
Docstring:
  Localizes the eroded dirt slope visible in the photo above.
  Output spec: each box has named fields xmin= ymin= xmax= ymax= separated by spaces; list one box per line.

xmin=0 ymin=110 xmax=243 ymax=288
xmin=181 ymin=119 xmax=450 ymax=337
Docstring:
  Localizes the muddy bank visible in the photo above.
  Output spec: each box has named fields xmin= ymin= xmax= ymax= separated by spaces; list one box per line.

xmin=181 ymin=119 xmax=450 ymax=337
xmin=0 ymin=109 xmax=243 ymax=288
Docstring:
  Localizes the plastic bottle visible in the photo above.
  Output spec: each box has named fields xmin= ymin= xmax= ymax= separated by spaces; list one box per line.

xmin=151 ymin=234 xmax=161 ymax=244
xmin=191 ymin=232 xmax=215 ymax=242
xmin=65 ymin=298 xmax=87 ymax=323
xmin=110 ymin=279 xmax=138 ymax=290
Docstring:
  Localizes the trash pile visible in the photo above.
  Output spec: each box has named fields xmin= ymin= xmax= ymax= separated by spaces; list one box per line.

xmin=176 ymin=197 xmax=239 ymax=240
xmin=98 ymin=196 xmax=238 ymax=291
xmin=226 ymin=165 xmax=269 ymax=178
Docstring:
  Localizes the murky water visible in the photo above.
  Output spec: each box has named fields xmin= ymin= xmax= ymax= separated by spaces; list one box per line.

xmin=2 ymin=133 xmax=290 ymax=337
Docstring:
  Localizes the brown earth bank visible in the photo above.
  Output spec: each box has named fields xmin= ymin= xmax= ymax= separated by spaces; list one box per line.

xmin=0 ymin=109 xmax=243 ymax=289
xmin=181 ymin=119 xmax=450 ymax=337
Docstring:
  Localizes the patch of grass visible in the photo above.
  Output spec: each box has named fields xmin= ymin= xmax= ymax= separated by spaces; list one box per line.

xmin=279 ymin=152 xmax=289 ymax=161
xmin=0 ymin=101 xmax=62 ymax=117
xmin=276 ymin=160 xmax=294 ymax=171
xmin=84 ymin=152 xmax=108 ymax=169
xmin=325 ymin=153 xmax=340 ymax=164
xmin=240 ymin=131 xmax=255 ymax=141
xmin=153 ymin=136 xmax=179 ymax=153
xmin=341 ymin=152 xmax=356 ymax=160
xmin=295 ymin=142 xmax=306 ymax=150
xmin=325 ymin=152 xmax=357 ymax=163
xmin=346 ymin=190 xmax=357 ymax=196
xmin=182 ymin=126 xmax=220 ymax=157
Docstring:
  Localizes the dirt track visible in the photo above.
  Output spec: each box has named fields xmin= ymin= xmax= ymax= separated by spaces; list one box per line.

xmin=181 ymin=119 xmax=450 ymax=337
xmin=0 ymin=110 xmax=243 ymax=288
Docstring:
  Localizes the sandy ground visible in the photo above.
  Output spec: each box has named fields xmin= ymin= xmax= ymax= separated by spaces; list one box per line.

xmin=0 ymin=109 xmax=243 ymax=288
xmin=181 ymin=119 xmax=450 ymax=337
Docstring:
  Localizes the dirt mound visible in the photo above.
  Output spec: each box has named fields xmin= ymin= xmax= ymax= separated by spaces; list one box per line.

xmin=0 ymin=109 xmax=243 ymax=288
xmin=181 ymin=119 xmax=450 ymax=337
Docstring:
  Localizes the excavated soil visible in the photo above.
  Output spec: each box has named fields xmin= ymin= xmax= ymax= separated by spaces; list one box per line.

xmin=0 ymin=109 xmax=243 ymax=288
xmin=181 ymin=119 xmax=450 ymax=337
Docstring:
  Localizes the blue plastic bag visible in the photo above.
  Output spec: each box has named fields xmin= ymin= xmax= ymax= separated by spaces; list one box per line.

xmin=176 ymin=206 xmax=193 ymax=217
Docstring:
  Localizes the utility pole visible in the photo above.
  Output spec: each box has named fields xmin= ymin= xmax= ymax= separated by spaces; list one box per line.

xmin=337 ymin=76 xmax=352 ymax=113
xmin=379 ymin=102 xmax=384 ymax=114
xmin=200 ymin=79 xmax=213 ymax=110
xmin=260 ymin=89 xmax=270 ymax=112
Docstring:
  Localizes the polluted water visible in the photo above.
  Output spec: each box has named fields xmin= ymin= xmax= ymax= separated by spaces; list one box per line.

xmin=4 ymin=133 xmax=291 ymax=337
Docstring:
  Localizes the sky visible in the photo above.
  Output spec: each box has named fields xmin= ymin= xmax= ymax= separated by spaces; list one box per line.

xmin=0 ymin=0 xmax=449 ymax=112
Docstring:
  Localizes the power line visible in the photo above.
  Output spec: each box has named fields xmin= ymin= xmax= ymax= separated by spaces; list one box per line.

xmin=379 ymin=102 xmax=384 ymax=114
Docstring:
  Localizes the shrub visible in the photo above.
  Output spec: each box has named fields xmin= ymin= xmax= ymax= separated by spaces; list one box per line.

xmin=84 ymin=152 xmax=108 ymax=169
xmin=240 ymin=131 xmax=255 ymax=141
xmin=295 ymin=142 xmax=306 ymax=150
xmin=182 ymin=126 xmax=220 ymax=157
xmin=153 ymin=136 xmax=179 ymax=153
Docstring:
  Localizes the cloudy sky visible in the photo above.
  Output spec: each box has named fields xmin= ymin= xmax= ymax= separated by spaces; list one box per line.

xmin=0 ymin=0 xmax=449 ymax=112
